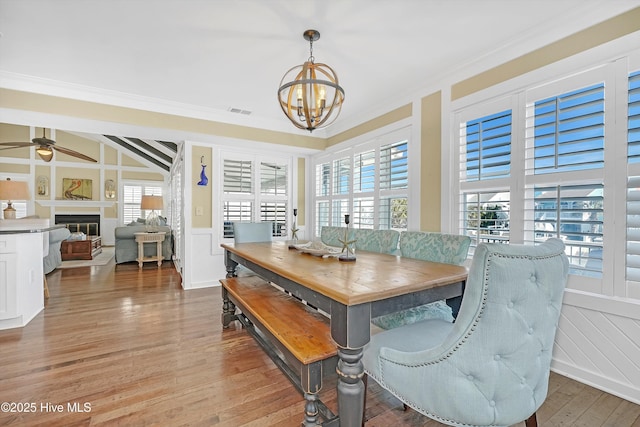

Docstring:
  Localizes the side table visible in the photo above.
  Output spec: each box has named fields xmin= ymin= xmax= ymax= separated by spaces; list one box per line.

xmin=134 ymin=232 xmax=166 ymax=268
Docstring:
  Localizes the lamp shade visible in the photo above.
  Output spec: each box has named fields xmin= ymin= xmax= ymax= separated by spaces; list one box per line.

xmin=0 ymin=178 xmax=30 ymax=219
xmin=0 ymin=178 xmax=30 ymax=201
xmin=140 ymin=195 xmax=163 ymax=211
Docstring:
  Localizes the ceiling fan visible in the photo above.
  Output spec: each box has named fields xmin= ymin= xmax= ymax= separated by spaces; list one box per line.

xmin=0 ymin=128 xmax=97 ymax=163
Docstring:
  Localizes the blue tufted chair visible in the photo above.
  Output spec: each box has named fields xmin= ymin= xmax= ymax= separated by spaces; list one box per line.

xmin=363 ymin=238 xmax=569 ymax=427
xmin=371 ymin=231 xmax=471 ymax=329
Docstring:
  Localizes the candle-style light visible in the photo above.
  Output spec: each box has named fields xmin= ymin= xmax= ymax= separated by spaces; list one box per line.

xmin=338 ymin=214 xmax=356 ymax=262
xmin=291 ymin=208 xmax=299 ymax=241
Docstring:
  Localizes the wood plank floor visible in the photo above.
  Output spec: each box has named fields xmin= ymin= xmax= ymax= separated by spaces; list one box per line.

xmin=0 ymin=257 xmax=638 ymax=426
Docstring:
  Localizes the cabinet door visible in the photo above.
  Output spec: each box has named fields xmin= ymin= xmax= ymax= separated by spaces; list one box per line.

xmin=0 ymin=252 xmax=18 ymax=320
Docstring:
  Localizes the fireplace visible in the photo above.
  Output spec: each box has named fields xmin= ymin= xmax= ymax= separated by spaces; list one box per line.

xmin=55 ymin=214 xmax=101 ymax=236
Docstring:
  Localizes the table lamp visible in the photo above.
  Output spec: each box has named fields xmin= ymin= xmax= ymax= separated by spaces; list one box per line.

xmin=0 ymin=178 xmax=30 ymax=219
xmin=140 ymin=195 xmax=163 ymax=229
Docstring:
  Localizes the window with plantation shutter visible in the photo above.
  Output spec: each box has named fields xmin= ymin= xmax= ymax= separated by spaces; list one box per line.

xmin=221 ymin=154 xmax=290 ymax=239
xmin=123 ymin=184 xmax=162 ymax=224
xmin=261 ymin=162 xmax=287 ymax=196
xmin=533 ymin=83 xmax=604 ymax=174
xmin=333 ymin=157 xmax=350 ymax=195
xmin=380 ymin=141 xmax=408 ymax=190
xmin=461 ymin=190 xmax=510 ymax=252
xmin=353 ymin=150 xmax=375 ymax=193
xmin=261 ymin=202 xmax=287 ymax=236
xmin=464 ymin=110 xmax=511 ymax=181
xmin=627 ymin=71 xmax=640 ymax=290
xmin=451 ymin=53 xmax=639 ymax=299
xmin=353 ymin=197 xmax=374 ymax=229
xmin=316 ymin=162 xmax=330 ymax=197
xmin=311 ymin=127 xmax=410 ymax=237
xmin=224 ymin=159 xmax=252 ymax=194
xmin=315 ymin=200 xmax=329 ymax=236
xmin=528 ymin=184 xmax=603 ymax=277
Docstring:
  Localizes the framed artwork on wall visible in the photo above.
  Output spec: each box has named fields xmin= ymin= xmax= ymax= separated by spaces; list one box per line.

xmin=63 ymin=178 xmax=93 ymax=200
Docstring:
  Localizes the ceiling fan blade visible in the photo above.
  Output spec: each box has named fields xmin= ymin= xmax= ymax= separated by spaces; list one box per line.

xmin=52 ymin=145 xmax=98 ymax=162
xmin=0 ymin=142 xmax=37 ymax=148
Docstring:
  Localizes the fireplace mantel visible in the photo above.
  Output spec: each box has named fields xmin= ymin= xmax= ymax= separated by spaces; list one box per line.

xmin=36 ymin=200 xmax=115 ymax=208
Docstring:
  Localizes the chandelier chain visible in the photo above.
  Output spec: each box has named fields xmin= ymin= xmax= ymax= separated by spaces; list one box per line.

xmin=308 ymin=38 xmax=315 ymax=63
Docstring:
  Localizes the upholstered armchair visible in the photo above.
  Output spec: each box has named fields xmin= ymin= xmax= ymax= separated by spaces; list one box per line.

xmin=363 ymin=238 xmax=569 ymax=426
xmin=371 ymin=231 xmax=471 ymax=329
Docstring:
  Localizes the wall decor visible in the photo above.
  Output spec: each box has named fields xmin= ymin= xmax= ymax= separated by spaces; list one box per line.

xmin=197 ymin=156 xmax=208 ymax=186
xmin=105 ymin=179 xmax=116 ymax=199
xmin=63 ymin=178 xmax=93 ymax=200
xmin=36 ymin=175 xmax=49 ymax=196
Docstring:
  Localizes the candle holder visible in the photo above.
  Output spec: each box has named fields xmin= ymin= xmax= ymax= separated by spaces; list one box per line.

xmin=288 ymin=208 xmax=300 ymax=249
xmin=338 ymin=214 xmax=356 ymax=262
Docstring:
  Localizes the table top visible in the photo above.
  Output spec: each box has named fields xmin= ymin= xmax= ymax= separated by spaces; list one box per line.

xmin=221 ymin=241 xmax=468 ymax=306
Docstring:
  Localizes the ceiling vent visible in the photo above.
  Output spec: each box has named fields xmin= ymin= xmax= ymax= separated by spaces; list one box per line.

xmin=228 ymin=107 xmax=252 ymax=115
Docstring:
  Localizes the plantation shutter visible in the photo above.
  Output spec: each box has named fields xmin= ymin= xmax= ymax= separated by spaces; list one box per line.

xmin=224 ymin=159 xmax=252 ymax=194
xmin=532 ymin=83 xmax=604 ymax=174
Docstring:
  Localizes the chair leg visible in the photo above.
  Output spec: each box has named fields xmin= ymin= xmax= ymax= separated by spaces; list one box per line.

xmin=525 ymin=413 xmax=538 ymax=427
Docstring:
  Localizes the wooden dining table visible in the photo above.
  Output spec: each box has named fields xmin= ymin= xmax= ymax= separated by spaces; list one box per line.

xmin=221 ymin=241 xmax=468 ymax=427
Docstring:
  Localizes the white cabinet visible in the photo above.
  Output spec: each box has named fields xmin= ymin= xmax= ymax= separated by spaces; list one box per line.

xmin=0 ymin=219 xmax=47 ymax=330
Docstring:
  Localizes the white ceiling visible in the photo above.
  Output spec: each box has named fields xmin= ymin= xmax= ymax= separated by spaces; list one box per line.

xmin=1 ymin=0 xmax=638 ymax=138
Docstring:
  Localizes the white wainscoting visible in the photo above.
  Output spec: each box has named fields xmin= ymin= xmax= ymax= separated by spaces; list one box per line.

xmin=102 ymin=218 xmax=117 ymax=246
xmin=183 ymin=230 xmax=226 ymax=290
xmin=552 ymin=290 xmax=640 ymax=404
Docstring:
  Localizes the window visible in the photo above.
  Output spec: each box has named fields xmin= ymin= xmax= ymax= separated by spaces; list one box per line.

xmin=453 ymin=63 xmax=632 ymax=296
xmin=222 ymin=155 xmax=290 ymax=239
xmin=123 ymin=183 xmax=163 ymax=224
xmin=626 ymin=71 xmax=640 ymax=292
xmin=312 ymin=127 xmax=410 ymax=236
xmin=533 ymin=84 xmax=604 ymax=174
xmin=461 ymin=190 xmax=510 ymax=250
xmin=530 ymin=184 xmax=603 ymax=277
xmin=464 ymin=110 xmax=511 ymax=181
xmin=459 ymin=107 xmax=512 ymax=252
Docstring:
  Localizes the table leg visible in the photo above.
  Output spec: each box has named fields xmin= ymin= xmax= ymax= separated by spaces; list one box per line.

xmin=336 ymin=347 xmax=365 ymax=426
xmin=137 ymin=241 xmax=143 ymax=268
xmin=156 ymin=240 xmax=162 ymax=266
xmin=331 ymin=303 xmax=370 ymax=426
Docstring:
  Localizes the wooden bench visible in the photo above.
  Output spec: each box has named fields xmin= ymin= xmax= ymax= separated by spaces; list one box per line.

xmin=220 ymin=275 xmax=338 ymax=427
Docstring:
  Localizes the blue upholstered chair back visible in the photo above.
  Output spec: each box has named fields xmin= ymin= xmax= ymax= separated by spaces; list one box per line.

xmin=232 ymin=222 xmax=273 ymax=244
xmin=320 ymin=226 xmax=351 ymax=247
xmin=399 ymin=231 xmax=471 ymax=265
xmin=353 ymin=228 xmax=400 ymax=254
xmin=364 ymin=239 xmax=569 ymax=426
xmin=371 ymin=232 xmax=471 ymax=329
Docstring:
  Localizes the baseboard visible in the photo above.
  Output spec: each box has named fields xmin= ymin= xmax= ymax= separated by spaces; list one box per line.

xmin=551 ymin=359 xmax=640 ymax=405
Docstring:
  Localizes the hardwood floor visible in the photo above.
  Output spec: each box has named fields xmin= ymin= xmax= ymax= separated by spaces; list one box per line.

xmin=0 ymin=257 xmax=638 ymax=426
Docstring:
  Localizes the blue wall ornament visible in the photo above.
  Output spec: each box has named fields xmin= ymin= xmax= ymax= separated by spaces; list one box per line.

xmin=197 ymin=156 xmax=208 ymax=186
